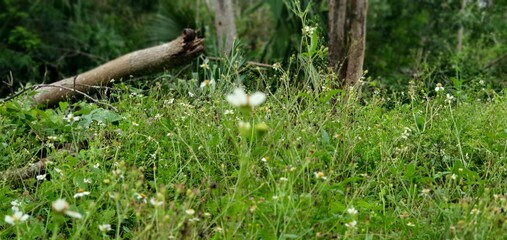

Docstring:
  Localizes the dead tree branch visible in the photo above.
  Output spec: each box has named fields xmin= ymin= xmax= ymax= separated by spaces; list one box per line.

xmin=34 ymin=28 xmax=204 ymax=106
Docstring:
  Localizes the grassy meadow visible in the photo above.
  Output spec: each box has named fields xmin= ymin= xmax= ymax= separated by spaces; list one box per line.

xmin=1 ymin=59 xmax=506 ymax=239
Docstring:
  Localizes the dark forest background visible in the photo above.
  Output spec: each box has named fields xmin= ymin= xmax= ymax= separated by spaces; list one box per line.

xmin=1 ymin=0 xmax=506 ymax=97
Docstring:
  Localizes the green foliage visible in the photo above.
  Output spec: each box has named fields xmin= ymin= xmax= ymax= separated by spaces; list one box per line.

xmin=0 ymin=0 xmax=157 ymax=97
xmin=367 ymin=0 xmax=507 ymax=91
xmin=1 ymin=52 xmax=507 ymax=238
xmin=145 ymin=0 xmax=198 ymax=45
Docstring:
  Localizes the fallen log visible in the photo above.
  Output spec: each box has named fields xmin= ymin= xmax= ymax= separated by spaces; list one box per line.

xmin=34 ymin=28 xmax=204 ymax=106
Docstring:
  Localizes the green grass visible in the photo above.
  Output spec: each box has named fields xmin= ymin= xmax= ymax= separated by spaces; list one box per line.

xmin=0 ymin=74 xmax=506 ymax=239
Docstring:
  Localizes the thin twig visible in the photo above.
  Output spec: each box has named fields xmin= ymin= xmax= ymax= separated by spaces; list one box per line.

xmin=485 ymin=52 xmax=507 ymax=69
xmin=0 ymin=85 xmax=34 ymax=103
xmin=207 ymin=56 xmax=274 ymax=69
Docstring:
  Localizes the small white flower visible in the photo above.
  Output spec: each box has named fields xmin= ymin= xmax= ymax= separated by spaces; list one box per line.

xmin=226 ymin=88 xmax=266 ymax=108
xmin=36 ymin=174 xmax=46 ymax=181
xmin=279 ymin=177 xmax=289 ymax=182
xmin=347 ymin=207 xmax=358 ymax=216
xmin=303 ymin=25 xmax=316 ymax=36
xmin=344 ymin=220 xmax=357 ymax=228
xmin=64 ymin=113 xmax=81 ymax=123
xmin=420 ymin=188 xmax=431 ymax=197
xmin=112 ymin=169 xmax=122 ymax=176
xmin=73 ymin=191 xmax=91 ymax=199
xmin=479 ymin=80 xmax=485 ymax=85
xmin=98 ymin=224 xmax=112 ymax=232
xmin=261 ymin=157 xmax=268 ymax=162
xmin=64 ymin=210 xmax=83 ymax=219
xmin=164 ymin=98 xmax=175 ymax=105
xmin=52 ymin=199 xmax=69 ymax=212
xmin=150 ymin=198 xmax=164 ymax=207
xmin=200 ymin=59 xmax=210 ymax=70
xmin=51 ymin=199 xmax=83 ymax=219
xmin=134 ymin=193 xmax=148 ymax=203
xmin=451 ymin=174 xmax=457 ymax=180
xmin=84 ymin=178 xmax=92 ymax=184
xmin=185 ymin=209 xmax=195 ymax=215
xmin=224 ymin=110 xmax=234 ymax=115
xmin=272 ymin=63 xmax=282 ymax=70
xmin=4 ymin=211 xmax=29 ymax=225
xmin=11 ymin=200 xmax=21 ymax=207
xmin=401 ymin=127 xmax=411 ymax=140
xmin=93 ymin=163 xmax=100 ymax=169
xmin=314 ymin=171 xmax=327 ymax=180
xmin=200 ymin=79 xmax=216 ymax=88
xmin=445 ymin=94 xmax=455 ymax=103
xmin=435 ymin=83 xmax=444 ymax=92
xmin=407 ymin=222 xmax=416 ymax=227
xmin=188 ymin=91 xmax=195 ymax=97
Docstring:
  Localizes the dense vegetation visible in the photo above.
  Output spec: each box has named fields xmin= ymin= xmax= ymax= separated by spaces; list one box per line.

xmin=1 ymin=0 xmax=506 ymax=239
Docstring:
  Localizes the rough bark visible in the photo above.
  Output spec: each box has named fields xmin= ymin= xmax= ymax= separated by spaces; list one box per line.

xmin=213 ymin=0 xmax=237 ymax=56
xmin=328 ymin=0 xmax=348 ymax=81
xmin=34 ymin=28 xmax=204 ymax=106
xmin=328 ymin=0 xmax=368 ymax=87
xmin=346 ymin=0 xmax=368 ymax=86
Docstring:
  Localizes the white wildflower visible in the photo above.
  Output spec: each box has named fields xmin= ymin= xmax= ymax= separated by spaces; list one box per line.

xmin=314 ymin=171 xmax=327 ymax=180
xmin=64 ymin=113 xmax=81 ymax=123
xmin=200 ymin=79 xmax=216 ymax=88
xmin=98 ymin=224 xmax=112 ymax=232
xmin=52 ymin=199 xmax=82 ymax=219
xmin=36 ymin=174 xmax=46 ymax=181
xmin=185 ymin=209 xmax=195 ymax=215
xmin=435 ymin=83 xmax=444 ymax=92
xmin=150 ymin=198 xmax=164 ymax=207
xmin=226 ymin=88 xmax=266 ymax=108
xmin=344 ymin=220 xmax=357 ymax=228
xmin=73 ymin=190 xmax=91 ymax=199
xmin=347 ymin=207 xmax=358 ymax=216
xmin=4 ymin=211 xmax=29 ymax=225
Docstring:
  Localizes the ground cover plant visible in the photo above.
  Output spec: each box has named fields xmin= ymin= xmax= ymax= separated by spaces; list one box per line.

xmin=1 ymin=55 xmax=506 ymax=239
xmin=1 ymin=1 xmax=507 ymax=239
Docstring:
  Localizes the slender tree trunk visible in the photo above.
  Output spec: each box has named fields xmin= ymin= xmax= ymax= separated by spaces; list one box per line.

xmin=328 ymin=0 xmax=348 ymax=81
xmin=346 ymin=0 xmax=368 ymax=86
xmin=328 ymin=0 xmax=368 ymax=87
xmin=214 ymin=0 xmax=237 ymax=56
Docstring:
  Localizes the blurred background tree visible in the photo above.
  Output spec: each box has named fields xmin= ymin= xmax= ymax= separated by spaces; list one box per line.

xmin=1 ymin=0 xmax=506 ymax=98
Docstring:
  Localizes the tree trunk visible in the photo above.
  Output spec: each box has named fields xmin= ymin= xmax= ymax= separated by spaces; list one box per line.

xmin=346 ymin=0 xmax=368 ymax=86
xmin=328 ymin=0 xmax=348 ymax=82
xmin=34 ymin=29 xmax=204 ymax=106
xmin=213 ymin=0 xmax=237 ymax=56
xmin=328 ymin=0 xmax=368 ymax=87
